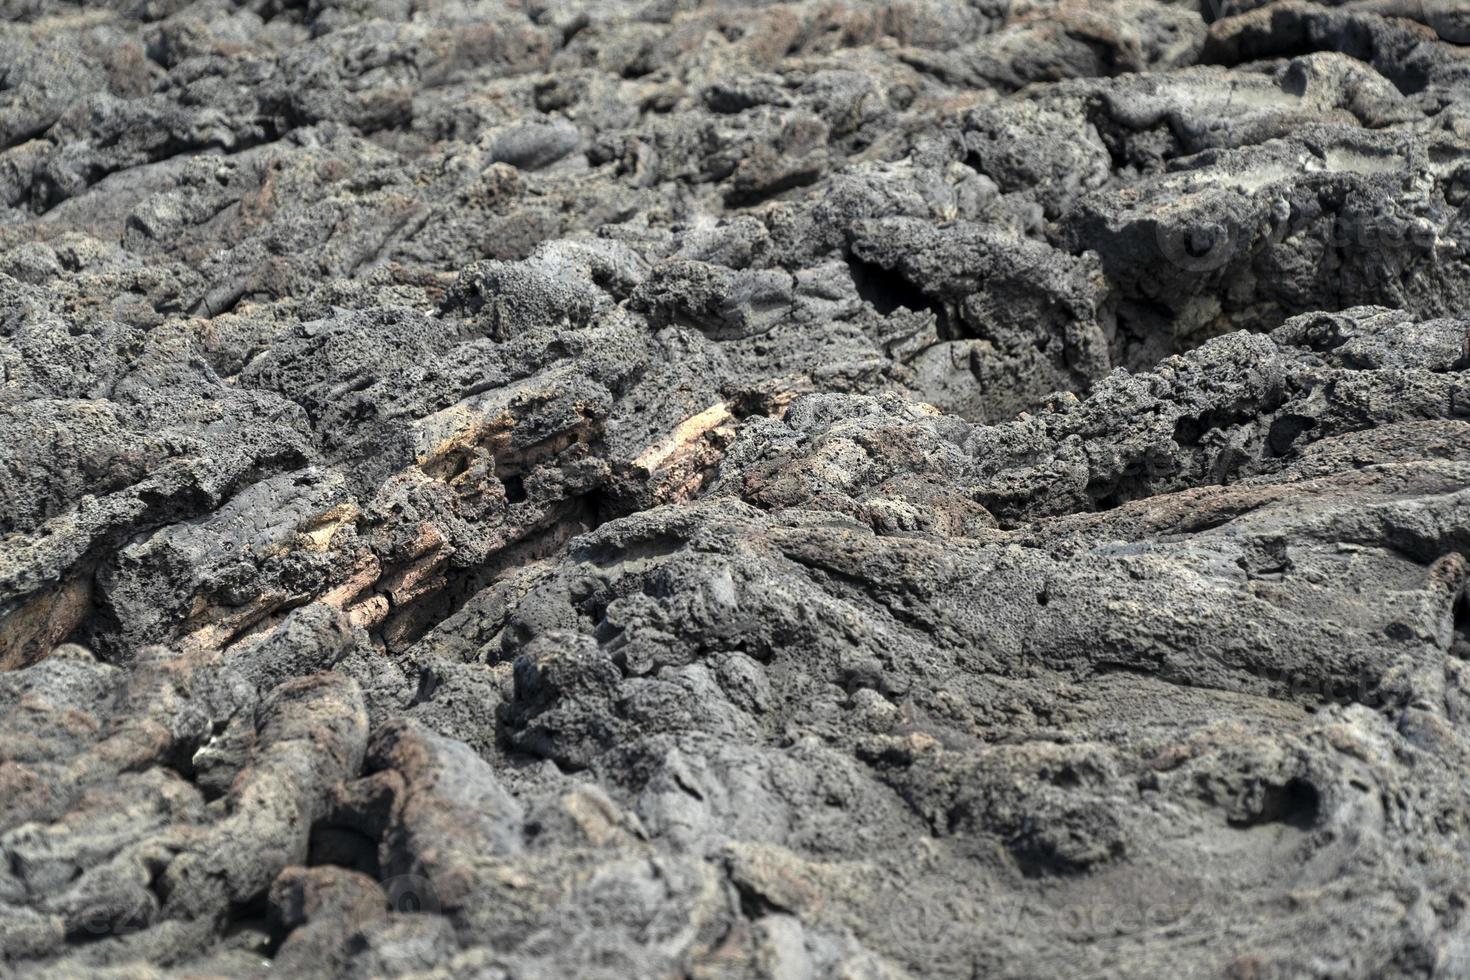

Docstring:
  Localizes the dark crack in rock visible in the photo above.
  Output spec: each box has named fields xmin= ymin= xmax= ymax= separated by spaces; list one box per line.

xmin=2 ymin=2 xmax=1469 ymax=978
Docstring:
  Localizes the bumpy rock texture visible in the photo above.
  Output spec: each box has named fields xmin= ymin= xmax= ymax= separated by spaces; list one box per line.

xmin=2 ymin=1 xmax=1470 ymax=977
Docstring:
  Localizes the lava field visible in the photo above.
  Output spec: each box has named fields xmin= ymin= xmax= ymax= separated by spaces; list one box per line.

xmin=2 ymin=1 xmax=1470 ymax=977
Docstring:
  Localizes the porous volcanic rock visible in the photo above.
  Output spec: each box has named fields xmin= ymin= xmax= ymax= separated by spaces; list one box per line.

xmin=1 ymin=2 xmax=1468 ymax=978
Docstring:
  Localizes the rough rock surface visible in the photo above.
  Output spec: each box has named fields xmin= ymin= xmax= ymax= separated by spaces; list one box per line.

xmin=1 ymin=1 xmax=1469 ymax=977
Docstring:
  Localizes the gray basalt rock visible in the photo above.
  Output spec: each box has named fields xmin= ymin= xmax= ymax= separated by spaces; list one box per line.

xmin=1 ymin=1 xmax=1468 ymax=978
